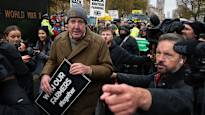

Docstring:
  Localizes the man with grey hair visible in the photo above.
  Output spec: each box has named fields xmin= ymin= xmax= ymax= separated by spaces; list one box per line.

xmin=40 ymin=5 xmax=113 ymax=115
xmin=101 ymin=33 xmax=193 ymax=115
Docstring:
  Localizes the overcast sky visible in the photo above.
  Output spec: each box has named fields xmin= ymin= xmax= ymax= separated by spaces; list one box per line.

xmin=149 ymin=0 xmax=177 ymax=18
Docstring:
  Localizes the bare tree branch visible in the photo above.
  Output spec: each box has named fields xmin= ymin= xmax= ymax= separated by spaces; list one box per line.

xmin=177 ymin=0 xmax=205 ymax=20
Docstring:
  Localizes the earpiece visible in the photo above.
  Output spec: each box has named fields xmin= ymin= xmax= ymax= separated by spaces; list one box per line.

xmin=180 ymin=59 xmax=184 ymax=64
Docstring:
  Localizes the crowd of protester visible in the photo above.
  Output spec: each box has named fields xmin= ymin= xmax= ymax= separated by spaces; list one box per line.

xmin=1 ymin=5 xmax=205 ymax=115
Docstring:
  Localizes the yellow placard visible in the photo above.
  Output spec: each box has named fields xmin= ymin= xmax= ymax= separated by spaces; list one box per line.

xmin=132 ymin=10 xmax=142 ymax=14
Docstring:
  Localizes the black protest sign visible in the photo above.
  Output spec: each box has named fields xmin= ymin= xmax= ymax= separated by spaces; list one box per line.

xmin=35 ymin=59 xmax=91 ymax=115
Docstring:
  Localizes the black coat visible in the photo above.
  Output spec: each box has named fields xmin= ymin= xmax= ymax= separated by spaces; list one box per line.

xmin=110 ymin=41 xmax=150 ymax=72
xmin=114 ymin=35 xmax=139 ymax=55
xmin=0 ymin=44 xmax=39 ymax=115
xmin=0 ymin=79 xmax=38 ymax=115
xmin=116 ymin=66 xmax=193 ymax=115
xmin=0 ymin=42 xmax=34 ymax=100
xmin=19 ymin=50 xmax=37 ymax=72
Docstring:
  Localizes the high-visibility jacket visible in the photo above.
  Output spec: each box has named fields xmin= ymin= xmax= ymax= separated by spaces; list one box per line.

xmin=130 ymin=27 xmax=139 ymax=38
xmin=41 ymin=19 xmax=54 ymax=36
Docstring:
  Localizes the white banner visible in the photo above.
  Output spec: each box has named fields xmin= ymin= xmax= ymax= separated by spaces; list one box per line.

xmin=70 ymin=0 xmax=84 ymax=8
xmin=108 ymin=10 xmax=119 ymax=19
xmin=89 ymin=0 xmax=106 ymax=17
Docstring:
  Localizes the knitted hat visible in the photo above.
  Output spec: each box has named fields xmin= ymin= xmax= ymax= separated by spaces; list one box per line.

xmin=119 ymin=25 xmax=130 ymax=33
xmin=39 ymin=26 xmax=49 ymax=36
xmin=67 ymin=5 xmax=87 ymax=23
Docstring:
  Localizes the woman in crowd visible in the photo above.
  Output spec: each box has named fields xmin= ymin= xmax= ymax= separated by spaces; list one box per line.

xmin=2 ymin=25 xmax=34 ymax=100
xmin=0 ymin=37 xmax=39 ymax=115
xmin=3 ymin=25 xmax=36 ymax=72
xmin=33 ymin=26 xmax=52 ymax=75
xmin=32 ymin=26 xmax=52 ymax=96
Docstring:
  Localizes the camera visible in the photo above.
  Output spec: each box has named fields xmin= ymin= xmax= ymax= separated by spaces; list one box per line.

xmin=147 ymin=18 xmax=184 ymax=43
xmin=14 ymin=42 xmax=21 ymax=49
xmin=27 ymin=47 xmax=40 ymax=57
xmin=15 ymin=42 xmax=39 ymax=57
xmin=174 ymin=40 xmax=205 ymax=86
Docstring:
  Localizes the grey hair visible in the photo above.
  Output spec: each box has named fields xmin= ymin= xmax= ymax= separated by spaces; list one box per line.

xmin=159 ymin=33 xmax=185 ymax=43
xmin=158 ymin=33 xmax=187 ymax=61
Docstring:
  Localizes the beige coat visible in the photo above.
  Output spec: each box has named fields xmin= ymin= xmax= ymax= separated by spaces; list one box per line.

xmin=42 ymin=27 xmax=113 ymax=115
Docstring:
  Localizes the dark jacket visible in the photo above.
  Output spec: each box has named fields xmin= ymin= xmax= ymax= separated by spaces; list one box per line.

xmin=114 ymin=35 xmax=139 ymax=55
xmin=0 ymin=79 xmax=38 ymax=115
xmin=19 ymin=50 xmax=37 ymax=72
xmin=110 ymin=41 xmax=150 ymax=72
xmin=116 ymin=66 xmax=193 ymax=115
xmin=33 ymin=37 xmax=52 ymax=75
xmin=0 ymin=42 xmax=34 ymax=100
xmin=114 ymin=36 xmax=147 ymax=74
xmin=0 ymin=46 xmax=38 ymax=115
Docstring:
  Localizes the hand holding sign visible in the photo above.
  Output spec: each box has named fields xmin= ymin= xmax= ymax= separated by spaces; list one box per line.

xmin=41 ymin=74 xmax=52 ymax=95
xmin=41 ymin=63 xmax=92 ymax=95
xmin=36 ymin=59 xmax=91 ymax=115
xmin=69 ymin=63 xmax=92 ymax=75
